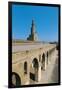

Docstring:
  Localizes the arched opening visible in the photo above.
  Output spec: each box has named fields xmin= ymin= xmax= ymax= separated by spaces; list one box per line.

xmin=32 ymin=58 xmax=39 ymax=70
xmin=24 ymin=62 xmax=27 ymax=74
xmin=30 ymin=58 xmax=39 ymax=82
xmin=12 ymin=72 xmax=21 ymax=87
xmin=41 ymin=53 xmax=45 ymax=70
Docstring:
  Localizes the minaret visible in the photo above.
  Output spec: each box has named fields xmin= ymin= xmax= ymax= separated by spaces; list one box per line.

xmin=27 ymin=19 xmax=38 ymax=41
xmin=31 ymin=19 xmax=35 ymax=35
xmin=31 ymin=19 xmax=35 ymax=40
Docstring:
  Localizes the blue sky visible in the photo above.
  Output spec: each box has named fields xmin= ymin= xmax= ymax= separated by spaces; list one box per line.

xmin=12 ymin=4 xmax=59 ymax=42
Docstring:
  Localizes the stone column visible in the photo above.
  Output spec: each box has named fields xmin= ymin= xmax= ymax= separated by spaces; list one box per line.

xmin=25 ymin=69 xmax=30 ymax=85
xmin=44 ymin=54 xmax=47 ymax=70
xmin=37 ymin=62 xmax=41 ymax=82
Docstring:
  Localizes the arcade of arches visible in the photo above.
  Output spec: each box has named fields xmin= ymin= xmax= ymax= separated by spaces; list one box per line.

xmin=12 ymin=46 xmax=56 ymax=87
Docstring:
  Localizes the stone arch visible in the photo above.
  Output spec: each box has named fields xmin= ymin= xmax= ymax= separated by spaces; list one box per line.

xmin=32 ymin=58 xmax=39 ymax=70
xmin=24 ymin=61 xmax=27 ymax=74
xmin=12 ymin=72 xmax=21 ymax=87
xmin=30 ymin=58 xmax=39 ymax=82
xmin=41 ymin=53 xmax=45 ymax=70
